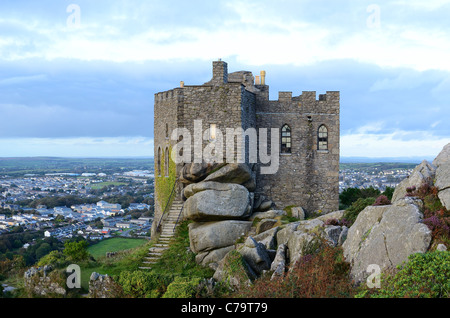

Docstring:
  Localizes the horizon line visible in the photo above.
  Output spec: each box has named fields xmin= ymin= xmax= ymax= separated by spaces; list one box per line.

xmin=0 ymin=155 xmax=433 ymax=164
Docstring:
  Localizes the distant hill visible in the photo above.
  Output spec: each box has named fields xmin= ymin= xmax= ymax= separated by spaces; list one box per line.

xmin=340 ymin=156 xmax=432 ymax=164
xmin=340 ymin=162 xmax=417 ymax=171
xmin=0 ymin=157 xmax=154 ymax=177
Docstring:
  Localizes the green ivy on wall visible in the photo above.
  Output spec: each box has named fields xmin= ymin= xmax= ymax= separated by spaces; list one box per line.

xmin=155 ymin=145 xmax=177 ymax=212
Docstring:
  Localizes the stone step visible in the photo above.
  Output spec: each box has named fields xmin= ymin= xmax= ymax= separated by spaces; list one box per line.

xmin=147 ymin=253 xmax=163 ymax=258
xmin=149 ymin=247 xmax=168 ymax=253
xmin=141 ymin=200 xmax=184 ymax=269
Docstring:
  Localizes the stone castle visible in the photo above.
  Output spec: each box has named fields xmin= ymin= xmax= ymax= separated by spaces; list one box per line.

xmin=153 ymin=60 xmax=340 ymax=233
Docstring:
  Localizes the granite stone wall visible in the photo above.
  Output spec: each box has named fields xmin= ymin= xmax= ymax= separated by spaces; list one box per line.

xmin=255 ymin=91 xmax=340 ymax=215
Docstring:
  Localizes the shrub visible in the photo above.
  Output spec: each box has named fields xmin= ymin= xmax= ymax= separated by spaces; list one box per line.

xmin=358 ymin=251 xmax=450 ymax=298
xmin=408 ymin=183 xmax=450 ymax=246
xmin=37 ymin=250 xmax=69 ymax=268
xmin=339 ymin=187 xmax=380 ymax=209
xmin=0 ymin=255 xmax=25 ymax=277
xmin=116 ymin=270 xmax=174 ymax=298
xmin=236 ymin=245 xmax=354 ymax=298
xmin=423 ymin=214 xmax=450 ymax=246
xmin=405 ymin=185 xmax=416 ymax=196
xmin=372 ymin=195 xmax=391 ymax=206
xmin=324 ymin=218 xmax=351 ymax=228
xmin=324 ymin=218 xmax=340 ymax=226
xmin=162 ymin=276 xmax=202 ymax=298
xmin=343 ymin=197 xmax=376 ymax=226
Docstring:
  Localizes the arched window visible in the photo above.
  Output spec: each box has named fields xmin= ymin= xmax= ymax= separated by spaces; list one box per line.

xmin=164 ymin=147 xmax=169 ymax=176
xmin=281 ymin=124 xmax=292 ymax=153
xmin=318 ymin=125 xmax=328 ymax=150
xmin=157 ymin=147 xmax=162 ymax=176
xmin=165 ymin=123 xmax=169 ymax=139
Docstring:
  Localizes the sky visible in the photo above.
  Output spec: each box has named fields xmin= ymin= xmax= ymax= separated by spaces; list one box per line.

xmin=0 ymin=0 xmax=449 ymax=160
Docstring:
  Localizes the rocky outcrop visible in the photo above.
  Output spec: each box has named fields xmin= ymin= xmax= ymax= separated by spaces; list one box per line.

xmin=291 ymin=206 xmax=306 ymax=220
xmin=249 ymin=209 xmax=286 ymax=221
xmin=88 ymin=272 xmax=123 ymax=298
xmin=433 ymin=143 xmax=450 ymax=210
xmin=275 ymin=211 xmax=347 ymax=267
xmin=203 ymin=163 xmax=253 ymax=187
xmin=212 ymin=250 xmax=256 ymax=291
xmin=270 ymin=244 xmax=287 ymax=279
xmin=23 ymin=266 xmax=67 ymax=297
xmin=390 ymin=143 xmax=449 ymax=208
xmin=239 ymin=237 xmax=272 ymax=275
xmin=391 ymin=160 xmax=436 ymax=202
xmin=182 ymin=162 xmax=261 ymax=267
xmin=184 ymin=183 xmax=253 ymax=221
xmin=342 ymin=197 xmax=432 ymax=284
xmin=179 ymin=162 xmax=226 ymax=185
xmin=189 ymin=220 xmax=252 ymax=256
xmin=181 ymin=161 xmax=346 ymax=286
xmin=194 ymin=143 xmax=449 ymax=290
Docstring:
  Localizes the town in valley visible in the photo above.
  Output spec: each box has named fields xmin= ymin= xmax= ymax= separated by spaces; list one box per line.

xmin=0 ymin=158 xmax=155 ymax=242
xmin=0 ymin=157 xmax=416 ymax=241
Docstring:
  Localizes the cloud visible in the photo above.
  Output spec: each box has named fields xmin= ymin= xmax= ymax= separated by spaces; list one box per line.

xmin=1 ymin=1 xmax=450 ymax=72
xmin=0 ymin=1 xmax=448 ymax=158
xmin=341 ymin=129 xmax=450 ymax=158
xmin=392 ymin=0 xmax=450 ymax=11
xmin=0 ymin=136 xmax=154 ymax=157
xmin=0 ymin=74 xmax=47 ymax=85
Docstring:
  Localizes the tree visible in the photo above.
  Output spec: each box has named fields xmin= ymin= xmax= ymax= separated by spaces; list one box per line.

xmin=63 ymin=240 xmax=89 ymax=262
xmin=382 ymin=186 xmax=395 ymax=200
xmin=35 ymin=243 xmax=52 ymax=260
xmin=339 ymin=187 xmax=381 ymax=209
xmin=339 ymin=188 xmax=362 ymax=208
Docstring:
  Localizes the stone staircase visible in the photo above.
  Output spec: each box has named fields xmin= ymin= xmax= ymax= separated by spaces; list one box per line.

xmin=139 ymin=200 xmax=184 ymax=270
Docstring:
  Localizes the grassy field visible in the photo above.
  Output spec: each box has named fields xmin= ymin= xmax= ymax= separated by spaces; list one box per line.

xmin=80 ymin=238 xmax=150 ymax=291
xmin=81 ymin=237 xmax=148 ymax=292
xmin=87 ymin=237 xmax=148 ymax=259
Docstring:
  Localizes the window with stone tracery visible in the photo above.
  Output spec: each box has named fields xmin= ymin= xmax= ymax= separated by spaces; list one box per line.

xmin=318 ymin=125 xmax=328 ymax=150
xmin=281 ymin=124 xmax=292 ymax=153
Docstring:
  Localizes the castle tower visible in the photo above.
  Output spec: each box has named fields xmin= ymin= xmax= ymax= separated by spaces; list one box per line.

xmin=152 ymin=60 xmax=340 ymax=235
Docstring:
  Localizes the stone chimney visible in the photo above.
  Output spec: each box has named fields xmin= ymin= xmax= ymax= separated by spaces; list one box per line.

xmin=211 ymin=60 xmax=228 ymax=85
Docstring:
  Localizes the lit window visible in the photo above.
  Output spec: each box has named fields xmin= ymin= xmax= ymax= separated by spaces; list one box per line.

xmin=281 ymin=124 xmax=292 ymax=153
xmin=318 ymin=125 xmax=328 ymax=150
